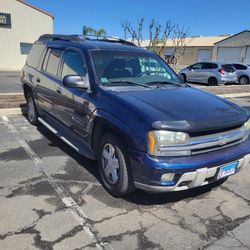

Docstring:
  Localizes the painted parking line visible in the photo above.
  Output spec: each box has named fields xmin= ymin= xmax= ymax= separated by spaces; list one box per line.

xmin=1 ymin=115 xmax=111 ymax=250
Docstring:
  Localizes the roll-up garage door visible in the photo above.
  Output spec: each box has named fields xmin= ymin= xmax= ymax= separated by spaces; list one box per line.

xmin=243 ymin=46 xmax=250 ymax=64
xmin=217 ymin=47 xmax=242 ymax=62
xmin=197 ymin=49 xmax=212 ymax=62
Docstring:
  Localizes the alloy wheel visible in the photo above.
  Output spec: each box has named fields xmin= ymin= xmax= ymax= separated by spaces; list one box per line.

xmin=101 ymin=143 xmax=120 ymax=184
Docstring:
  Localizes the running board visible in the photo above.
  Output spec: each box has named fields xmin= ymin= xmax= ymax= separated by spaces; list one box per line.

xmin=38 ymin=117 xmax=96 ymax=160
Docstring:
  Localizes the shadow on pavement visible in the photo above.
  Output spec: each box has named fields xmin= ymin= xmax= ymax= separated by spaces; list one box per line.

xmin=22 ymin=113 xmax=227 ymax=205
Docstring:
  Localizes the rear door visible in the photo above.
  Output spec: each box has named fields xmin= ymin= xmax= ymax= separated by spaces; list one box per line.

xmin=36 ymin=47 xmax=63 ymax=114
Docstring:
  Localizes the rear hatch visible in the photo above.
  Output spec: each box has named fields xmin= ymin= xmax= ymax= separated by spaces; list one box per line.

xmin=219 ymin=64 xmax=237 ymax=81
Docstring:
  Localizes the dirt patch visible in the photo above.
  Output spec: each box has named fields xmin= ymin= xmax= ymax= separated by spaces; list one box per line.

xmin=199 ymin=85 xmax=250 ymax=95
xmin=0 ymin=94 xmax=25 ymax=109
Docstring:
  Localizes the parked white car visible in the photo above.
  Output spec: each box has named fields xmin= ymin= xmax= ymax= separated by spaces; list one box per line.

xmin=231 ymin=63 xmax=250 ymax=85
xmin=179 ymin=62 xmax=237 ymax=86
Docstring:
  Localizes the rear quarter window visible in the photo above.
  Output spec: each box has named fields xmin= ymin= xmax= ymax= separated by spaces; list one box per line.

xmin=233 ymin=64 xmax=247 ymax=70
xmin=26 ymin=43 xmax=46 ymax=69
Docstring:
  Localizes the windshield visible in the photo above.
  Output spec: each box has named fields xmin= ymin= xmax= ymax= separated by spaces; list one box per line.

xmin=91 ymin=50 xmax=182 ymax=87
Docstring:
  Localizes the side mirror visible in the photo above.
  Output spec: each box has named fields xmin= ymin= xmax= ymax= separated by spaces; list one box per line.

xmin=63 ymin=75 xmax=89 ymax=89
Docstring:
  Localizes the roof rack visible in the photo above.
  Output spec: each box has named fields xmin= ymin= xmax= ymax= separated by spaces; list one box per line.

xmin=38 ymin=34 xmax=137 ymax=47
xmin=38 ymin=34 xmax=81 ymax=42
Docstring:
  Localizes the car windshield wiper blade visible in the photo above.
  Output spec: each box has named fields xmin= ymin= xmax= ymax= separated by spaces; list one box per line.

xmin=107 ymin=80 xmax=151 ymax=88
xmin=146 ymin=81 xmax=187 ymax=88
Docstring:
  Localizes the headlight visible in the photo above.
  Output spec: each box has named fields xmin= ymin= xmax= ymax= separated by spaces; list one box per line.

xmin=244 ymin=119 xmax=250 ymax=130
xmin=147 ymin=130 xmax=189 ymax=156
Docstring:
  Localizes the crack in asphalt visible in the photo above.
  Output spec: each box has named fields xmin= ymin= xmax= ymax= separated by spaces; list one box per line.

xmin=1 ymin=114 xmax=250 ymax=250
xmin=1 ymin=116 xmax=111 ymax=250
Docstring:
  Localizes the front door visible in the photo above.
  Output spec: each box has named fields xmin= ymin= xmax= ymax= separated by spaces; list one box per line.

xmin=54 ymin=48 xmax=90 ymax=139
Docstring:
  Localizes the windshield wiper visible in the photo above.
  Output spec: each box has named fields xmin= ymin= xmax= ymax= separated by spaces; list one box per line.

xmin=146 ymin=81 xmax=187 ymax=88
xmin=107 ymin=80 xmax=151 ymax=88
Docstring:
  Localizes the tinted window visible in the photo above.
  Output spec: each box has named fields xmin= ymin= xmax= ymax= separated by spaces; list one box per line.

xmin=26 ymin=43 xmax=46 ymax=68
xmin=61 ymin=50 xmax=86 ymax=79
xmin=202 ymin=63 xmax=218 ymax=69
xmin=42 ymin=48 xmax=63 ymax=76
xmin=233 ymin=64 xmax=247 ymax=70
xmin=191 ymin=63 xmax=203 ymax=69
xmin=222 ymin=64 xmax=236 ymax=73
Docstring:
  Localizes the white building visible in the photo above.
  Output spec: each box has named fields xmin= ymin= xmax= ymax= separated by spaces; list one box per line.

xmin=0 ymin=0 xmax=53 ymax=70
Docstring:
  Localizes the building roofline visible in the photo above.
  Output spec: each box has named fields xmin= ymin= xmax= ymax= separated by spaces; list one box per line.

xmin=214 ymin=30 xmax=250 ymax=45
xmin=16 ymin=0 xmax=54 ymax=19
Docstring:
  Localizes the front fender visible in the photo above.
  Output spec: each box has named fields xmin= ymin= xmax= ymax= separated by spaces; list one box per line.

xmin=87 ymin=109 xmax=144 ymax=151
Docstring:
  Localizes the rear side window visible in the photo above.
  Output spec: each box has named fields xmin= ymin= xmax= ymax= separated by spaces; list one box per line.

xmin=222 ymin=64 xmax=236 ymax=73
xmin=202 ymin=63 xmax=218 ymax=69
xmin=26 ymin=43 xmax=46 ymax=69
xmin=61 ymin=50 xmax=86 ymax=79
xmin=42 ymin=48 xmax=63 ymax=76
xmin=233 ymin=64 xmax=247 ymax=70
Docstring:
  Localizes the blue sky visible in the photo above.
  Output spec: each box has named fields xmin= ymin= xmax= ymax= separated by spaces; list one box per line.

xmin=28 ymin=0 xmax=250 ymax=38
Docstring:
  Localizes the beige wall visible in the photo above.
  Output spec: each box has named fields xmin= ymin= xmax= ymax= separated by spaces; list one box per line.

xmin=153 ymin=46 xmax=213 ymax=66
xmin=0 ymin=0 xmax=53 ymax=71
xmin=213 ymin=31 xmax=250 ymax=61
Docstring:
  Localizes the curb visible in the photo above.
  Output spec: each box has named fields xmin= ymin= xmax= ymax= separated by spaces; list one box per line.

xmin=217 ymin=93 xmax=250 ymax=98
xmin=0 ymin=93 xmax=24 ymax=96
xmin=0 ymin=107 xmax=26 ymax=116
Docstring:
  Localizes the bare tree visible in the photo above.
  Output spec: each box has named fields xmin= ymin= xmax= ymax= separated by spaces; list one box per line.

xmin=122 ymin=19 xmax=144 ymax=47
xmin=121 ymin=19 xmax=191 ymax=64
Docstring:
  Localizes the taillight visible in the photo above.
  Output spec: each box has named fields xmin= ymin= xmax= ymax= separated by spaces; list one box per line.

xmin=218 ymin=68 xmax=224 ymax=75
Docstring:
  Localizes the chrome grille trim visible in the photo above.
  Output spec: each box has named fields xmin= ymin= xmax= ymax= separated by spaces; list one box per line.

xmin=159 ymin=126 xmax=249 ymax=155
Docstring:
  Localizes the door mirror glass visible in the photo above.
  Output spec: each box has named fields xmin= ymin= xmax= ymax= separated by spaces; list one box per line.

xmin=63 ymin=75 xmax=89 ymax=89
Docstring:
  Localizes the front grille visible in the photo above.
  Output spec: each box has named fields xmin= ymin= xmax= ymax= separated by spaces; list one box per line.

xmin=159 ymin=125 xmax=249 ymax=156
xmin=189 ymin=126 xmax=248 ymax=155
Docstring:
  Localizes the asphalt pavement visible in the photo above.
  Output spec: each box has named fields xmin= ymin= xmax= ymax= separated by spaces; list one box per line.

xmin=0 ymin=71 xmax=22 ymax=93
xmin=0 ymin=97 xmax=250 ymax=249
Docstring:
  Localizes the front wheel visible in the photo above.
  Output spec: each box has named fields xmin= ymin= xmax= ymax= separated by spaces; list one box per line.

xmin=180 ymin=73 xmax=187 ymax=83
xmin=26 ymin=92 xmax=39 ymax=125
xmin=98 ymin=133 xmax=135 ymax=197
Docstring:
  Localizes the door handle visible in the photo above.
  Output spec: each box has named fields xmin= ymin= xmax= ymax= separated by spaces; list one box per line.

xmin=36 ymin=77 xmax=40 ymax=83
xmin=56 ymin=88 xmax=62 ymax=94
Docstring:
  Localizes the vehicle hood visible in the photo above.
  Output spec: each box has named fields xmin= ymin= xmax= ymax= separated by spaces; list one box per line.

xmin=111 ymin=86 xmax=248 ymax=133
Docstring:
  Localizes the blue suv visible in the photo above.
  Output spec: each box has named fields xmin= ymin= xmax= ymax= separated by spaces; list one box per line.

xmin=21 ymin=34 xmax=250 ymax=196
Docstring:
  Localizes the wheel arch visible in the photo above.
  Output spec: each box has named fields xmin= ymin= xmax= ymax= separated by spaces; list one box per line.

xmin=89 ymin=110 xmax=133 ymax=156
xmin=23 ymin=84 xmax=32 ymax=100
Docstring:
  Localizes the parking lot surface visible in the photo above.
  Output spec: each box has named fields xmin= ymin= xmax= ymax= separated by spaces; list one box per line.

xmin=0 ymin=97 xmax=250 ymax=250
xmin=0 ymin=71 xmax=22 ymax=93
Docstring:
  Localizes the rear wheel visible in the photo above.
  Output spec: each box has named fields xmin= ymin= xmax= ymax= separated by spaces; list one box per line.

xmin=98 ymin=133 xmax=135 ymax=197
xmin=26 ymin=92 xmax=39 ymax=125
xmin=208 ymin=77 xmax=218 ymax=86
xmin=239 ymin=76 xmax=249 ymax=85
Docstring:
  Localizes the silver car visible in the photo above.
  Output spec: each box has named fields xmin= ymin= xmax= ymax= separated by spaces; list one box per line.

xmin=232 ymin=63 xmax=250 ymax=85
xmin=179 ymin=62 xmax=237 ymax=85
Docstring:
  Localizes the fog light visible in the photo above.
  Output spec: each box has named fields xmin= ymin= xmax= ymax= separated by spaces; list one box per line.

xmin=161 ymin=173 xmax=175 ymax=182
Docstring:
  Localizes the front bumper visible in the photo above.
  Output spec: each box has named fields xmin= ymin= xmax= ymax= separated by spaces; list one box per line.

xmin=130 ymin=138 xmax=250 ymax=192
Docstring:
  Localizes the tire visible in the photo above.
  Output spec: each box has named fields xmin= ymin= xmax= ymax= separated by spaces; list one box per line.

xmin=208 ymin=77 xmax=218 ymax=86
xmin=26 ymin=92 xmax=39 ymax=125
xmin=180 ymin=73 xmax=187 ymax=83
xmin=239 ymin=76 xmax=249 ymax=85
xmin=98 ymin=132 xmax=135 ymax=197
